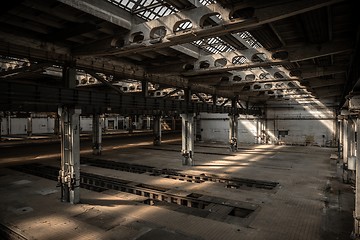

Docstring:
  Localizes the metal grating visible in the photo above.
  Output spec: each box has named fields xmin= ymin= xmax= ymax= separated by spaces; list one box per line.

xmin=198 ymin=0 xmax=216 ymax=5
xmin=106 ymin=0 xmax=176 ymax=20
xmin=237 ymin=31 xmax=263 ymax=49
xmin=193 ymin=37 xmax=235 ymax=54
xmin=106 ymin=0 xmax=216 ymax=21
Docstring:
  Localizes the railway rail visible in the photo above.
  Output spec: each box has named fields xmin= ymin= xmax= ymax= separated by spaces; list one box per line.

xmin=11 ymin=163 xmax=258 ymax=223
xmin=81 ymin=157 xmax=279 ymax=190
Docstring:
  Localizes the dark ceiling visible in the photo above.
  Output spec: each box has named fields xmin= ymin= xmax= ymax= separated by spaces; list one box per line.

xmin=0 ymin=0 xmax=358 ymax=112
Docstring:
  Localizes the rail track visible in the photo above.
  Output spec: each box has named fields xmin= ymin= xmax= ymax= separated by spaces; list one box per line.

xmin=81 ymin=157 xmax=279 ymax=190
xmin=11 ymin=163 xmax=258 ymax=223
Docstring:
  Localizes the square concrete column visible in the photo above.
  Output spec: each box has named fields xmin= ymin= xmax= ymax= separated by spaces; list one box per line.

xmin=7 ymin=114 xmax=11 ymax=135
xmin=349 ymin=118 xmax=356 ymax=157
xmin=153 ymin=115 xmax=162 ymax=146
xmin=146 ymin=116 xmax=151 ymax=130
xmin=172 ymin=117 xmax=176 ymax=131
xmin=26 ymin=115 xmax=32 ymax=137
xmin=354 ymin=118 xmax=360 ymax=236
xmin=229 ymin=114 xmax=239 ymax=152
xmin=338 ymin=117 xmax=343 ymax=159
xmin=54 ymin=114 xmax=60 ymax=136
xmin=181 ymin=113 xmax=195 ymax=166
xmin=256 ymin=118 xmax=261 ymax=144
xmin=343 ymin=117 xmax=348 ymax=165
xmin=58 ymin=106 xmax=81 ymax=204
xmin=92 ymin=114 xmax=102 ymax=155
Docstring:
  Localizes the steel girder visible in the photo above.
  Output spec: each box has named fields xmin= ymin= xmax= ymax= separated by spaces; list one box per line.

xmin=72 ymin=0 xmax=344 ymax=57
xmin=0 ymin=81 xmax=261 ymax=115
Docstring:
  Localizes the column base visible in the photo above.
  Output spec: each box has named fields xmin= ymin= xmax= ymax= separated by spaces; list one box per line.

xmin=229 ymin=137 xmax=238 ymax=152
xmin=92 ymin=144 xmax=102 ymax=155
xmin=352 ymin=218 xmax=360 ymax=239
xmin=92 ymin=149 xmax=102 ymax=155
xmin=153 ymin=135 xmax=161 ymax=146
xmin=182 ymin=151 xmax=193 ymax=166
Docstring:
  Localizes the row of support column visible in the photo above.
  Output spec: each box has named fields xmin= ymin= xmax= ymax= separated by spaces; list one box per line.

xmin=55 ymin=107 xmax=253 ymax=202
xmin=339 ymin=114 xmax=360 ymax=237
xmin=57 ymin=111 xmax=104 ymax=204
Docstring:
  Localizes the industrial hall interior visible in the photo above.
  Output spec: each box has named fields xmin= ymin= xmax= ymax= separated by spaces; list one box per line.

xmin=0 ymin=0 xmax=359 ymax=239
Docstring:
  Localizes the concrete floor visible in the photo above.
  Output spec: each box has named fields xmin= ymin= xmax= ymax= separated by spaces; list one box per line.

xmin=0 ymin=134 xmax=354 ymax=239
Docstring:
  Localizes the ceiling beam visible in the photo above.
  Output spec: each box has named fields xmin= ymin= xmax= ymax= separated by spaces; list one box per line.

xmin=46 ymin=22 xmax=100 ymax=41
xmin=150 ymin=40 xmax=353 ymax=75
xmin=299 ymin=65 xmax=346 ymax=79
xmin=0 ymin=62 xmax=50 ymax=78
xmin=305 ymin=78 xmax=345 ymax=88
xmin=0 ymin=80 xmax=260 ymax=114
xmin=73 ymin=0 xmax=344 ymax=57
xmin=57 ymin=0 xmax=135 ymax=29
xmin=0 ymin=32 xmax=234 ymax=97
xmin=85 ymin=69 xmax=125 ymax=94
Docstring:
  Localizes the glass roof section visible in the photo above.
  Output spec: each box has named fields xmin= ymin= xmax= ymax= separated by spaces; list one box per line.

xmin=237 ymin=31 xmax=263 ymax=49
xmin=106 ymin=0 xmax=230 ymax=54
xmin=106 ymin=0 xmax=176 ymax=20
xmin=106 ymin=0 xmax=216 ymax=20
xmin=193 ymin=37 xmax=235 ymax=54
xmin=198 ymin=0 xmax=216 ymax=5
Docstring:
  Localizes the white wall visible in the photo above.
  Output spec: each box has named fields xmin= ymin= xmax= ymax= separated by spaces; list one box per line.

xmin=238 ymin=119 xmax=259 ymax=143
xmin=198 ymin=113 xmax=260 ymax=144
xmin=10 ymin=118 xmax=27 ymax=134
xmin=198 ymin=104 xmax=336 ymax=146
xmin=265 ymin=105 xmax=336 ymax=146
xmin=1 ymin=118 xmax=8 ymax=135
xmin=80 ymin=117 xmax=93 ymax=132
xmin=32 ymin=117 xmax=54 ymax=134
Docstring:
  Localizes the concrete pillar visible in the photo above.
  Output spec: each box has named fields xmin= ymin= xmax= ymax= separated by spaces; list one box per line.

xmin=146 ymin=116 xmax=151 ymax=130
xmin=195 ymin=115 xmax=202 ymax=141
xmin=115 ymin=115 xmax=119 ymax=130
xmin=338 ymin=117 xmax=343 ymax=158
xmin=193 ymin=115 xmax=197 ymax=142
xmin=26 ymin=116 xmax=32 ymax=137
xmin=153 ymin=115 xmax=161 ymax=146
xmin=128 ymin=116 xmax=133 ymax=133
xmin=181 ymin=113 xmax=195 ymax=166
xmin=349 ymin=118 xmax=356 ymax=157
xmin=62 ymin=62 xmax=76 ymax=88
xmin=354 ymin=117 xmax=360 ymax=236
xmin=229 ymin=114 xmax=239 ymax=152
xmin=7 ymin=114 xmax=11 ymax=135
xmin=92 ymin=114 xmax=102 ymax=155
xmin=343 ymin=118 xmax=348 ymax=165
xmin=58 ymin=106 xmax=81 ymax=204
xmin=54 ymin=114 xmax=60 ymax=137
xmin=172 ymin=116 xmax=176 ymax=131
xmin=212 ymin=95 xmax=217 ymax=106
xmin=256 ymin=118 xmax=261 ymax=144
xmin=142 ymin=81 xmax=149 ymax=97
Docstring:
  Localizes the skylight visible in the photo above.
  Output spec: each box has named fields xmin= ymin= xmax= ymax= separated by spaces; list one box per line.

xmin=198 ymin=0 xmax=216 ymax=5
xmin=237 ymin=31 xmax=263 ymax=49
xmin=106 ymin=0 xmax=217 ymax=21
xmin=192 ymin=37 xmax=235 ymax=54
xmin=107 ymin=0 xmax=176 ymax=20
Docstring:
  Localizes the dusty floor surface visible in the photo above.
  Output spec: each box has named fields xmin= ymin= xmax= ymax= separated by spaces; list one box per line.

xmin=0 ymin=134 xmax=354 ymax=239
